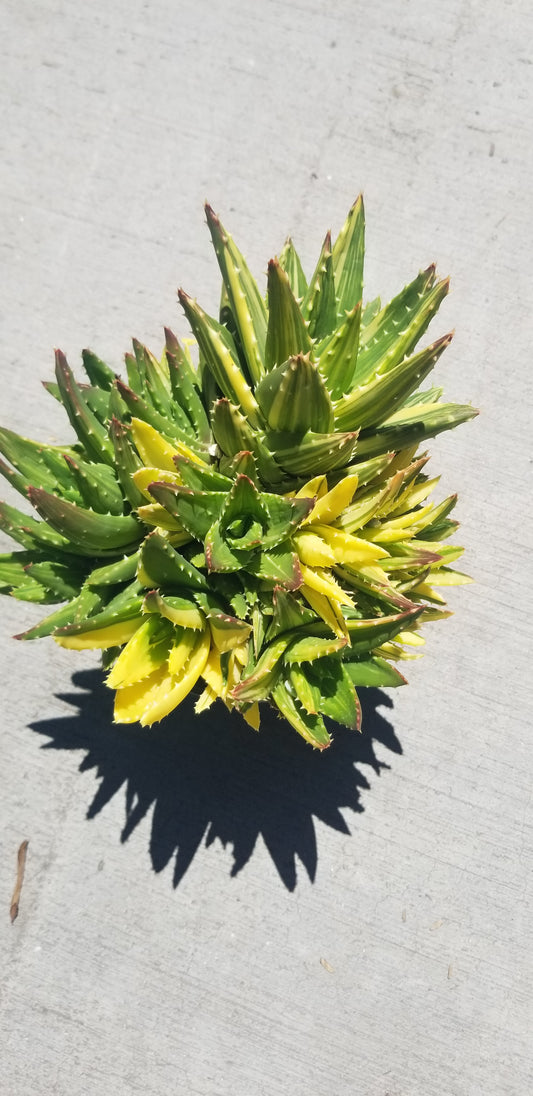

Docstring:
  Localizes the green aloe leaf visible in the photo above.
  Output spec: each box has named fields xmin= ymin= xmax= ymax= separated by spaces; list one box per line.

xmin=301 ymin=232 xmax=337 ymax=340
xmin=403 ymin=384 xmax=444 ymax=408
xmin=205 ymin=519 xmax=252 ymax=573
xmin=27 ymin=488 xmax=142 ymax=556
xmin=81 ymin=348 xmax=116 ymax=390
xmin=232 ymin=636 xmax=291 ymax=703
xmin=55 ymin=587 xmax=143 ymax=638
xmin=344 ymin=656 xmax=407 ymax=687
xmin=334 ymin=333 xmax=453 ymax=431
xmin=256 ymin=354 xmax=334 ymax=433
xmin=355 ymin=403 xmax=478 ymax=460
xmin=208 ymin=610 xmax=252 ymax=653
xmin=0 ymin=499 xmax=78 ymax=555
xmin=132 ymin=339 xmax=170 ymax=401
xmin=362 ymin=296 xmax=381 ymax=325
xmin=55 ymin=349 xmax=114 ymax=465
xmin=305 ymin=658 xmax=361 ymax=729
xmin=331 ymin=194 xmax=365 ymax=318
xmin=125 ymin=348 xmax=146 ymax=395
xmin=173 ymin=455 xmax=231 ymax=492
xmin=211 ymin=400 xmax=283 ymax=485
xmin=0 ymin=455 xmax=34 ymax=500
xmin=24 ymin=559 xmax=88 ymax=601
xmin=139 ymin=531 xmax=209 ymax=590
xmin=0 ymin=550 xmax=40 ymax=589
xmin=63 ymin=455 xmax=124 ymax=516
xmin=278 ymin=238 xmax=308 ymax=299
xmin=178 ymin=291 xmax=263 ymax=429
xmin=115 ymin=379 xmax=198 ymax=447
xmin=0 ymin=425 xmax=80 ymax=502
xmin=164 ymin=329 xmax=211 ymax=445
xmin=10 ymin=578 xmax=64 ymax=604
xmin=265 ymin=260 xmax=313 ymax=370
xmin=271 ymin=680 xmax=331 ymax=749
xmin=261 ymin=492 xmax=314 ymax=548
xmin=14 ymin=587 xmax=104 ymax=640
xmin=211 ymin=398 xmax=253 ymax=458
xmin=43 ymin=376 xmax=112 ymax=422
xmin=265 ymin=586 xmax=317 ymax=641
xmin=343 ymin=607 xmax=423 ymax=656
xmin=285 ymin=633 xmax=347 ymax=664
xmin=224 ymin=450 xmax=258 ymax=483
xmin=316 ymin=302 xmax=361 ymax=398
xmin=150 ymin=482 xmax=225 ymax=540
xmin=143 ymin=589 xmax=205 ymax=629
xmin=87 ymin=551 xmax=140 ymax=587
xmin=356 ymin=268 xmax=448 ymax=385
xmin=268 ymin=428 xmax=358 ymax=475
xmin=247 ymin=543 xmax=302 ymax=589
xmin=108 ymin=417 xmax=145 ymax=508
xmin=288 ymin=663 xmax=322 ymax=714
xmin=221 ymin=473 xmax=266 ymax=527
xmin=205 ymin=204 xmax=267 ymax=385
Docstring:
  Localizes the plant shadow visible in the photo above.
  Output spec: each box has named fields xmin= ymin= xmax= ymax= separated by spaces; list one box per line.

xmin=30 ymin=670 xmax=402 ymax=890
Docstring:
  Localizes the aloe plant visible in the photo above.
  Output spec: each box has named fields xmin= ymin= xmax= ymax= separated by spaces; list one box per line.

xmin=0 ymin=199 xmax=477 ymax=749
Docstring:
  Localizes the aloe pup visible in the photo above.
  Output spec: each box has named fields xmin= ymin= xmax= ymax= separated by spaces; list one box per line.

xmin=0 ymin=199 xmax=477 ymax=749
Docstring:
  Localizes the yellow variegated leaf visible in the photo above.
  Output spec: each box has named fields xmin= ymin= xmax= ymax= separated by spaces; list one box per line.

xmin=208 ymin=614 xmax=252 ymax=654
xmin=395 ymin=630 xmax=425 ymax=647
xmin=357 ymin=563 xmax=391 ymax=584
xmin=388 ymin=475 xmax=440 ymax=516
xmin=376 ymin=642 xmax=423 ymax=661
xmin=168 ymin=628 xmax=201 ymax=676
xmin=106 ymin=617 xmax=172 ymax=689
xmin=364 ymin=501 xmax=435 ymax=542
xmin=202 ymin=647 xmax=226 ymax=695
xmin=55 ymin=618 xmax=143 ymax=650
xmin=136 ymin=503 xmax=186 ymax=532
xmin=300 ymin=584 xmax=349 ymax=638
xmin=409 ymin=581 xmax=447 ymax=604
xmin=312 ymin=523 xmax=389 ymax=562
xmin=141 ymin=629 xmax=210 ymax=725
xmin=114 ymin=664 xmax=168 ymax=723
xmin=131 ymin=418 xmax=207 ymax=472
xmin=302 ymin=474 xmax=359 ymax=526
xmin=130 ymin=419 xmax=179 ymax=472
xmin=132 ymin=466 xmax=181 ymax=501
xmin=233 ymin=641 xmax=250 ymax=667
xmin=195 ymin=685 xmax=218 ymax=712
xmin=299 ymin=564 xmax=354 ymax=607
xmin=143 ymin=591 xmax=206 ymax=631
xmin=292 ymin=474 xmax=328 ymax=500
xmin=285 ymin=633 xmax=347 ymax=663
xmin=293 ymin=531 xmax=336 ymax=567
xmin=426 ymin=569 xmax=472 ymax=586
xmin=242 ymin=702 xmax=260 ymax=730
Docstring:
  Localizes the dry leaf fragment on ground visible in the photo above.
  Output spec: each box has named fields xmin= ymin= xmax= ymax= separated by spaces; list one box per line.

xmin=320 ymin=958 xmax=335 ymax=973
xmin=10 ymin=840 xmax=29 ymax=923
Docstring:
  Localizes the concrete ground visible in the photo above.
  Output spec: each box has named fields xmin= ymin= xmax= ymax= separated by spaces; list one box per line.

xmin=1 ymin=1 xmax=532 ymax=1094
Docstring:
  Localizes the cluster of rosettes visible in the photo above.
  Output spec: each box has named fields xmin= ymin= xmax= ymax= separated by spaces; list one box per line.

xmin=0 ymin=199 xmax=476 ymax=748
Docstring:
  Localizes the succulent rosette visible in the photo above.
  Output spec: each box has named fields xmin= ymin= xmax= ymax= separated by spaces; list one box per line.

xmin=0 ymin=199 xmax=477 ymax=748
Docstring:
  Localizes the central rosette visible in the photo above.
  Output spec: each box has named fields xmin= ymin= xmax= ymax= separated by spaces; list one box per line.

xmin=205 ymin=472 xmax=313 ymax=579
xmin=149 ymin=459 xmax=314 ymax=587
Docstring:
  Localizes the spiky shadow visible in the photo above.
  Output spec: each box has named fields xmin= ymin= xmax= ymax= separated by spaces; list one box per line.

xmin=29 ymin=671 xmax=402 ymax=890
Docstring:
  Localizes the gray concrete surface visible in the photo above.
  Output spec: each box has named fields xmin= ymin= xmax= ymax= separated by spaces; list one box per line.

xmin=1 ymin=2 xmax=532 ymax=1094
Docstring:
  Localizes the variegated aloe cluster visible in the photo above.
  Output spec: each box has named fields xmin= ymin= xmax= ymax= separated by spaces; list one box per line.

xmin=0 ymin=200 xmax=476 ymax=749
